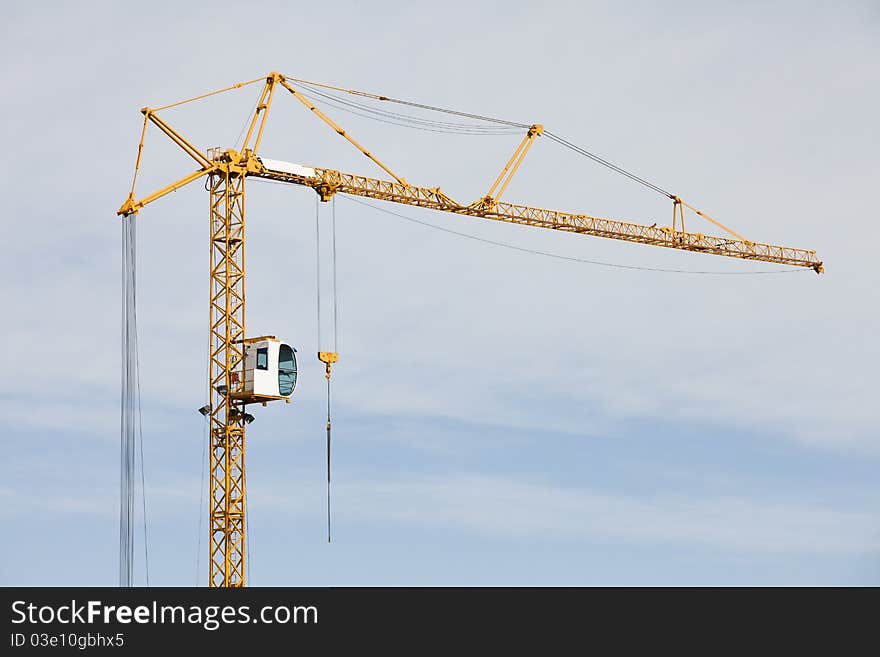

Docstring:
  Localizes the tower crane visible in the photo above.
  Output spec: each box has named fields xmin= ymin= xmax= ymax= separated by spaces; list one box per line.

xmin=117 ymin=71 xmax=823 ymax=588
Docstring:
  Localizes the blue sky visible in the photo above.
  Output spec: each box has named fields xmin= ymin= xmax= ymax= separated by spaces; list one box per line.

xmin=2 ymin=0 xmax=878 ymax=585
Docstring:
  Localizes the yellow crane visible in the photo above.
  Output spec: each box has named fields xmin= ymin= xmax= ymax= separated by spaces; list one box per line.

xmin=117 ymin=71 xmax=823 ymax=588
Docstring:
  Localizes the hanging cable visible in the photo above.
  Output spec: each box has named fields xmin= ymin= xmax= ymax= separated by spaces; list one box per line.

xmin=195 ymin=217 xmax=214 ymax=587
xmin=315 ymin=195 xmax=322 ymax=350
xmin=340 ymin=195 xmax=808 ymax=276
xmin=325 ymin=367 xmax=332 ymax=544
xmin=244 ymin=454 xmax=253 ymax=585
xmin=316 ymin=196 xmax=340 ymax=543
xmin=120 ymin=214 xmax=138 ymax=587
xmin=332 ymin=196 xmax=339 ymax=354
xmin=329 ymin=197 xmax=339 ymax=543
xmin=195 ymin=409 xmax=208 ymax=587
xmin=135 ymin=320 xmax=150 ymax=587
xmin=121 ymin=214 xmax=151 ymax=587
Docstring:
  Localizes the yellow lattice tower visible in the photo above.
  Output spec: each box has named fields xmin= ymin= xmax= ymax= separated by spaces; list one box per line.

xmin=207 ymin=166 xmax=248 ymax=587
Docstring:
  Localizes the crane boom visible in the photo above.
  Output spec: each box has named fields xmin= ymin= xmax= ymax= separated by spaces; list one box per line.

xmin=250 ymin=161 xmax=822 ymax=271
xmin=117 ymin=71 xmax=823 ymax=588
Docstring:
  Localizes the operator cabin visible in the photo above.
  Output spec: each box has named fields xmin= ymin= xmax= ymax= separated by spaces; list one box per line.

xmin=240 ymin=336 xmax=298 ymax=402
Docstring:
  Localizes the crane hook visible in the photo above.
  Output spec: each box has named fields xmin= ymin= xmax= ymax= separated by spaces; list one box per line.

xmin=318 ymin=351 xmax=338 ymax=543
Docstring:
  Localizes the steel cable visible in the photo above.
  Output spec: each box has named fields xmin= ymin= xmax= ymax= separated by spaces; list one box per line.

xmin=287 ymin=76 xmax=529 ymax=128
xmin=297 ymin=83 xmax=521 ymax=134
xmin=544 ymin=132 xmax=674 ymax=199
xmin=120 ymin=215 xmax=137 ymax=586
xmin=292 ymin=78 xmax=678 ymax=199
xmin=299 ymin=90 xmax=519 ymax=135
xmin=341 ymin=196 xmax=807 ymax=276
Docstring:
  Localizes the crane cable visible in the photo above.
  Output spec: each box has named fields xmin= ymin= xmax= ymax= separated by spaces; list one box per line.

xmin=121 ymin=214 xmax=151 ymax=587
xmin=543 ymin=131 xmax=673 ymax=199
xmin=341 ymin=195 xmax=808 ymax=276
xmin=325 ymin=364 xmax=332 ymax=545
xmin=288 ymin=76 xmax=529 ymax=129
xmin=316 ymin=195 xmax=339 ymax=543
xmin=291 ymin=76 xmax=736 ymax=237
xmin=288 ymin=76 xmax=672 ymax=196
xmin=295 ymin=85 xmax=522 ymax=135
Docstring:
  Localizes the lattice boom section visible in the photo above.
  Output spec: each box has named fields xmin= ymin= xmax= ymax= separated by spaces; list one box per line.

xmin=255 ymin=167 xmax=458 ymax=209
xmin=484 ymin=202 xmax=821 ymax=269
xmin=254 ymin=166 xmax=821 ymax=270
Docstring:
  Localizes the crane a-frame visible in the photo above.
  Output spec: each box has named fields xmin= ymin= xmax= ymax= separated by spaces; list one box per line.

xmin=118 ymin=71 xmax=823 ymax=588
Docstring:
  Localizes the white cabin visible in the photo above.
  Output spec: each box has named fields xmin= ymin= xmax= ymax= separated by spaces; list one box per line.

xmin=241 ymin=336 xmax=298 ymax=401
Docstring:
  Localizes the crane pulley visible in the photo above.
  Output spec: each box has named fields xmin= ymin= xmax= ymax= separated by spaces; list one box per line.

xmin=117 ymin=71 xmax=823 ymax=588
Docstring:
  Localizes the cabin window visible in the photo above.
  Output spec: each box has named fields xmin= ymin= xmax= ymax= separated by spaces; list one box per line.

xmin=278 ymin=344 xmax=297 ymax=395
xmin=256 ymin=347 xmax=268 ymax=370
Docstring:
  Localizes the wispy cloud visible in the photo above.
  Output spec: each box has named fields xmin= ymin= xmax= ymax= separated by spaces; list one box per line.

xmin=8 ymin=469 xmax=875 ymax=556
xmin=252 ymin=473 xmax=880 ymax=555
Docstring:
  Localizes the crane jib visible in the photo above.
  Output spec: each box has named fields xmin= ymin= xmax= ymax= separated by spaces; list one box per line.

xmin=252 ymin=159 xmax=822 ymax=272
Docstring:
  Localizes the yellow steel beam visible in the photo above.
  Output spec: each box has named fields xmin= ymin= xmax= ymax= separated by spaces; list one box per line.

xmin=485 ymin=124 xmax=544 ymax=205
xmin=277 ymin=77 xmax=409 ymax=186
xmin=241 ymin=74 xmax=282 ymax=155
xmin=119 ymin=76 xmax=273 ymax=217
xmin=127 ymin=114 xmax=149 ymax=202
xmin=152 ymin=76 xmax=265 ymax=112
xmin=142 ymin=109 xmax=213 ymax=170
xmin=677 ymin=197 xmax=747 ymax=242
xmin=251 ymin=76 xmax=278 ymax=155
xmin=118 ymin=167 xmax=215 ymax=216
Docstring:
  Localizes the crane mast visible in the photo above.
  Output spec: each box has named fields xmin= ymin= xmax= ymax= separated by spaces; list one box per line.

xmin=207 ymin=168 xmax=247 ymax=587
xmin=117 ymin=72 xmax=823 ymax=588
